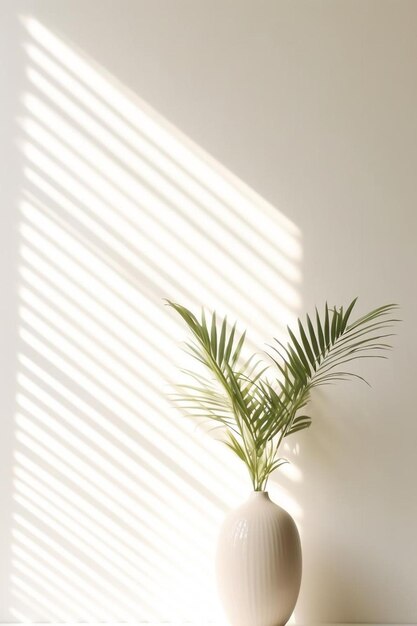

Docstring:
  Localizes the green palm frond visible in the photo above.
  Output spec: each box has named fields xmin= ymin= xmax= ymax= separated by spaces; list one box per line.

xmin=167 ymin=298 xmax=399 ymax=491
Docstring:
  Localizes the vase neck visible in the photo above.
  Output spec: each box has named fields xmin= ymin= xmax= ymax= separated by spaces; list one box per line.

xmin=249 ymin=491 xmax=270 ymax=501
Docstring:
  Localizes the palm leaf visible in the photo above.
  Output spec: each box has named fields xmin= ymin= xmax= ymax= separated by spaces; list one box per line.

xmin=167 ymin=298 xmax=398 ymax=491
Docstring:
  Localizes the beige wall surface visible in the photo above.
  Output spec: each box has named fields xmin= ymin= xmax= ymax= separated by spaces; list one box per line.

xmin=1 ymin=0 xmax=416 ymax=622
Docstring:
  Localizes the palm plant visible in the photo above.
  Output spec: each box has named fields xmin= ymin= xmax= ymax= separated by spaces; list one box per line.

xmin=167 ymin=299 xmax=398 ymax=491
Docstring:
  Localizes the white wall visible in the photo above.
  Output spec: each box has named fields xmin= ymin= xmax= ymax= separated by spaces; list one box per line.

xmin=1 ymin=0 xmax=416 ymax=622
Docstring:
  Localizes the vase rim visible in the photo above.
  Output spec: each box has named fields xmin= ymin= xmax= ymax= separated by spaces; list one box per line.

xmin=249 ymin=490 xmax=270 ymax=499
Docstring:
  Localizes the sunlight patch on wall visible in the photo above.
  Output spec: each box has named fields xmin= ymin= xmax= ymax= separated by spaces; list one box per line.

xmin=10 ymin=15 xmax=302 ymax=622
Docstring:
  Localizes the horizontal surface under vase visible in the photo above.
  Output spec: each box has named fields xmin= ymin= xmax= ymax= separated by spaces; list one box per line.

xmin=216 ymin=491 xmax=302 ymax=626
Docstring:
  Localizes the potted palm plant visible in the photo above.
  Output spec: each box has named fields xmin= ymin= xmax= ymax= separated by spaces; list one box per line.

xmin=167 ymin=298 xmax=398 ymax=626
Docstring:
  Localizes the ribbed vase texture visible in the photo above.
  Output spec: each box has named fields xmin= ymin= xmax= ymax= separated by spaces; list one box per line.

xmin=216 ymin=491 xmax=302 ymax=626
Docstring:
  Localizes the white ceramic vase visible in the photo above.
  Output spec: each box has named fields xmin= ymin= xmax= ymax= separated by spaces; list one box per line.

xmin=216 ymin=491 xmax=302 ymax=626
